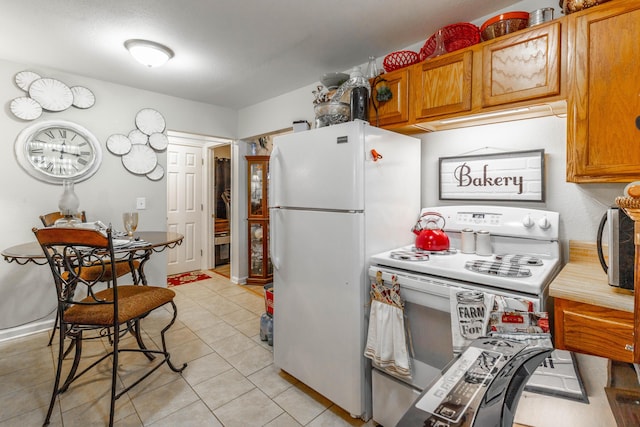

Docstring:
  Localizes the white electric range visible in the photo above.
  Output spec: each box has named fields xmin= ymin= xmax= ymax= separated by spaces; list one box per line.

xmin=368 ymin=205 xmax=566 ymax=427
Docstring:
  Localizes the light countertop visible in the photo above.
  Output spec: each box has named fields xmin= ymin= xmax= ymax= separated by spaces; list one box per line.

xmin=549 ymin=241 xmax=634 ymax=312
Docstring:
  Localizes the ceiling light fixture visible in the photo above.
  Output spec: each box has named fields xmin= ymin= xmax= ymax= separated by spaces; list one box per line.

xmin=124 ymin=39 xmax=174 ymax=68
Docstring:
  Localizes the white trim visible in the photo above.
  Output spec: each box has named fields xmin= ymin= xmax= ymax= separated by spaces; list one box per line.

xmin=0 ymin=318 xmax=55 ymax=343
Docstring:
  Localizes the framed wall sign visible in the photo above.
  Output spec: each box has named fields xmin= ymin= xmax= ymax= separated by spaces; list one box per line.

xmin=439 ymin=149 xmax=545 ymax=202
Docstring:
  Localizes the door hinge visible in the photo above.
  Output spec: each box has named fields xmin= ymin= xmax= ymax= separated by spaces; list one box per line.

xmin=201 ymin=249 xmax=203 ymax=256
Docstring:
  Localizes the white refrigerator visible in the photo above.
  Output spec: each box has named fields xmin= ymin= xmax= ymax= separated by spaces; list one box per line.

xmin=269 ymin=120 xmax=420 ymax=420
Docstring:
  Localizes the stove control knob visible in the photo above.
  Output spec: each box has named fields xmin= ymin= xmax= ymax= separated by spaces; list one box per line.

xmin=538 ymin=216 xmax=551 ymax=230
xmin=522 ymin=214 xmax=534 ymax=228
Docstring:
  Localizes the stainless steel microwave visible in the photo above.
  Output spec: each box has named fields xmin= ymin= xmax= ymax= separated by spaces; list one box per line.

xmin=597 ymin=207 xmax=635 ymax=290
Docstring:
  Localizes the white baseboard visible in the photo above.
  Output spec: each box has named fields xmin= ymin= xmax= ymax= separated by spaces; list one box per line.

xmin=0 ymin=319 xmax=54 ymax=343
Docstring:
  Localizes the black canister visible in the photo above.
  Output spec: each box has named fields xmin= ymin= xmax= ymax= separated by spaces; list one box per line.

xmin=350 ymin=86 xmax=369 ymax=122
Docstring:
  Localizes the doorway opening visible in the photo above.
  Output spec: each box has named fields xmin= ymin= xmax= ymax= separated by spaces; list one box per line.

xmin=166 ymin=131 xmax=232 ymax=276
xmin=212 ymin=145 xmax=232 ymax=278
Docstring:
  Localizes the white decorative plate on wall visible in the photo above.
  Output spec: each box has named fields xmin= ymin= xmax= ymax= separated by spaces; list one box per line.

xmin=10 ymin=97 xmax=43 ymax=120
xmin=106 ymin=134 xmax=132 ymax=155
xmin=149 ymin=132 xmax=169 ymax=151
xmin=135 ymin=108 xmax=166 ymax=135
xmin=15 ymin=71 xmax=42 ymax=91
xmin=146 ymin=164 xmax=165 ymax=181
xmin=122 ymin=144 xmax=158 ymax=175
xmin=28 ymin=78 xmax=73 ymax=112
xmin=70 ymin=86 xmax=95 ymax=109
xmin=128 ymin=129 xmax=148 ymax=145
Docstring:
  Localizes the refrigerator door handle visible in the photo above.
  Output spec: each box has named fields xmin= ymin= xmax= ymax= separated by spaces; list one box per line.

xmin=270 ymin=207 xmax=280 ymax=270
xmin=268 ymin=145 xmax=279 ymax=208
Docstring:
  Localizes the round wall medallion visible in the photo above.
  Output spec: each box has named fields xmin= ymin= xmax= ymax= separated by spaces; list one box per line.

xmin=71 ymin=86 xmax=96 ymax=109
xmin=135 ymin=108 xmax=166 ymax=135
xmin=122 ymin=144 xmax=157 ymax=175
xmin=14 ymin=71 xmax=42 ymax=91
xmin=149 ymin=132 xmax=169 ymax=151
xmin=146 ymin=164 xmax=165 ymax=181
xmin=28 ymin=78 xmax=73 ymax=112
xmin=10 ymin=97 xmax=43 ymax=120
xmin=106 ymin=134 xmax=132 ymax=155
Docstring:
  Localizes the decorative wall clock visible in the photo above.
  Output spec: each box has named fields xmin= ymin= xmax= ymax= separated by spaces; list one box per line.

xmin=15 ymin=120 xmax=102 ymax=184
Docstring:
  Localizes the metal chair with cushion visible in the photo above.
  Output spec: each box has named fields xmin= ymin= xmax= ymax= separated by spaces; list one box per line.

xmin=39 ymin=211 xmax=141 ymax=346
xmin=33 ymin=226 xmax=187 ymax=427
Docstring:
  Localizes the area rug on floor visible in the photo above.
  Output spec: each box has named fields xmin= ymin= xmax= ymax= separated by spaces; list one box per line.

xmin=167 ymin=271 xmax=211 ymax=287
xmin=524 ymin=350 xmax=589 ymax=403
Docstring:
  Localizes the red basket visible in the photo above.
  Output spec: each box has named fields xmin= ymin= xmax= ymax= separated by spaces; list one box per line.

xmin=419 ymin=23 xmax=481 ymax=61
xmin=382 ymin=50 xmax=420 ymax=72
xmin=264 ymin=284 xmax=274 ymax=316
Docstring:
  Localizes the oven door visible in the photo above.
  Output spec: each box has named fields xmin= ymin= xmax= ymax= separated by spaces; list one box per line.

xmin=368 ymin=265 xmax=541 ymax=427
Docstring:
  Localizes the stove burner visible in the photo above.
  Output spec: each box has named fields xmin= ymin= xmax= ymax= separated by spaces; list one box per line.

xmin=465 ymin=260 xmax=532 ymax=278
xmin=495 ymin=254 xmax=543 ymax=266
xmin=412 ymin=247 xmax=458 ymax=256
xmin=390 ymin=250 xmax=429 ymax=261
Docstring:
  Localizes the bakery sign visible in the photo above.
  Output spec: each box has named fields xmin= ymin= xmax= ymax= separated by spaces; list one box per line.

xmin=439 ymin=149 xmax=545 ymax=202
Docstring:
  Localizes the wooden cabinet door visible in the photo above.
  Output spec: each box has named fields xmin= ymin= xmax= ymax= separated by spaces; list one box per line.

xmin=413 ymin=50 xmax=472 ymax=119
xmin=554 ymin=298 xmax=635 ymax=363
xmin=566 ymin=1 xmax=640 ymax=182
xmin=482 ymin=22 xmax=561 ymax=107
xmin=369 ymin=68 xmax=409 ymax=127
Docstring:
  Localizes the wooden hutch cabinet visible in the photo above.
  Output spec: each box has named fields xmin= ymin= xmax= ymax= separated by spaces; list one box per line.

xmin=246 ymin=156 xmax=272 ymax=285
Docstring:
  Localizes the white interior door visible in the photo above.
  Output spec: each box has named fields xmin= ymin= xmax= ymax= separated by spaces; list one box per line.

xmin=167 ymin=142 xmax=203 ymax=275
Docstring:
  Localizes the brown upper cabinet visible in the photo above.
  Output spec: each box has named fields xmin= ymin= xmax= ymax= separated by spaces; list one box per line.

xmin=413 ymin=50 xmax=473 ymax=119
xmin=481 ymin=22 xmax=561 ymax=108
xmin=372 ymin=19 xmax=564 ymax=133
xmin=369 ymin=68 xmax=410 ymax=127
xmin=566 ymin=0 xmax=640 ymax=182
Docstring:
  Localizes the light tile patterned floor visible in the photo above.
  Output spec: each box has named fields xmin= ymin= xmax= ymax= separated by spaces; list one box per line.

xmin=0 ymin=273 xmax=618 ymax=426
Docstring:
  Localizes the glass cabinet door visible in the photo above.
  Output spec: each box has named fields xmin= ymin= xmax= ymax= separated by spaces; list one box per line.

xmin=249 ymin=221 xmax=265 ymax=276
xmin=246 ymin=155 xmax=272 ymax=285
xmin=249 ymin=162 xmax=265 ymax=217
xmin=247 ymin=156 xmax=269 ymax=220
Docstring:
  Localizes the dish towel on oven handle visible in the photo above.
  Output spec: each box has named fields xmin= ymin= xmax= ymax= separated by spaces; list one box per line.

xmin=450 ymin=287 xmax=495 ymax=354
xmin=364 ymin=270 xmax=412 ymax=380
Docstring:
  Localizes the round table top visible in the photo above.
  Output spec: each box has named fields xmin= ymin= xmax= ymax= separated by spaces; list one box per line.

xmin=2 ymin=231 xmax=183 ymax=261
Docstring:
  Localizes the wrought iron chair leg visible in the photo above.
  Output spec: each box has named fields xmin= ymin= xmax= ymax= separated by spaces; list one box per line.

xmin=43 ymin=316 xmax=66 ymax=426
xmin=109 ymin=325 xmax=119 ymax=427
xmin=47 ymin=311 xmax=59 ymax=346
xmin=60 ymin=331 xmax=83 ymax=393
xmin=131 ymin=319 xmax=155 ymax=361
xmin=161 ymin=301 xmax=187 ymax=373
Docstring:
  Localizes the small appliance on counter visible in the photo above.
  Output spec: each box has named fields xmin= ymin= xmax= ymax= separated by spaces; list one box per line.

xmin=597 ymin=206 xmax=635 ymax=290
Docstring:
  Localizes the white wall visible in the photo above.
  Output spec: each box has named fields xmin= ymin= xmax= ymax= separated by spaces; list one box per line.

xmin=419 ymin=117 xmax=626 ymax=260
xmin=0 ymin=58 xmax=237 ymax=341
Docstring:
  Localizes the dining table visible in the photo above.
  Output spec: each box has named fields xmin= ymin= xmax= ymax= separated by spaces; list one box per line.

xmin=1 ymin=231 xmax=183 ymax=286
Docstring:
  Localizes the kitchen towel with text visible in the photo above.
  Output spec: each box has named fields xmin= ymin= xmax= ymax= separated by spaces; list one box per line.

xmin=364 ymin=271 xmax=412 ymax=380
xmin=450 ymin=288 xmax=494 ymax=354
